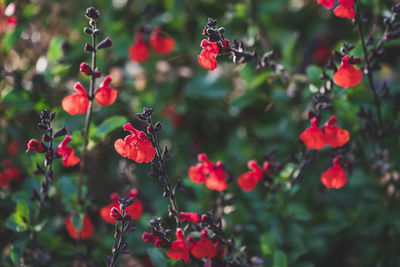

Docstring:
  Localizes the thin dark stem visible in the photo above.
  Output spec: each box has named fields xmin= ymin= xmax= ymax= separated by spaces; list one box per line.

xmin=78 ymin=21 xmax=97 ymax=204
xmin=355 ymin=1 xmax=383 ymax=130
xmin=109 ymin=209 xmax=126 ymax=267
xmin=149 ymin=131 xmax=181 ymax=227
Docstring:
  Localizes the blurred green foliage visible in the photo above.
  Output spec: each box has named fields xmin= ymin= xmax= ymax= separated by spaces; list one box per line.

xmin=0 ymin=0 xmax=400 ymax=266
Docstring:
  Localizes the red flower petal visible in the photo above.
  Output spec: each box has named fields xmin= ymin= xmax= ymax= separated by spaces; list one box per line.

xmin=333 ymin=58 xmax=362 ymax=88
xmin=205 ymin=170 xmax=228 ymax=191
xmin=57 ymin=136 xmax=80 ymax=167
xmin=150 ymin=27 xmax=175 ymax=55
xmin=94 ymin=76 xmax=117 ymax=106
xmin=198 ymin=40 xmax=219 ymax=71
xmin=179 ymin=212 xmax=200 ymax=223
xmin=237 ymin=160 xmax=263 ymax=191
xmin=62 ymin=83 xmax=89 ymax=115
xmin=317 ymin=0 xmax=334 ymax=9
xmin=188 ymin=164 xmax=206 ymax=183
xmin=114 ymin=124 xmax=155 ymax=163
xmin=65 ymin=213 xmax=94 ymax=240
xmin=190 ymin=230 xmax=218 ymax=259
xmin=323 ymin=116 xmax=350 ymax=147
xmin=321 ymin=157 xmax=347 ymax=189
xmin=26 ymin=139 xmax=44 ymax=153
xmin=129 ymin=35 xmax=149 ymax=63
xmin=300 ymin=117 xmax=327 ymax=150
xmin=334 ymin=5 xmax=355 ymax=19
xmin=167 ymin=228 xmax=190 ymax=262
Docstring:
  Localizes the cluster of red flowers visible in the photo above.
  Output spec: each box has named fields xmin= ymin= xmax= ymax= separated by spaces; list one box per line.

xmin=188 ymin=153 xmax=228 ymax=191
xmin=300 ymin=116 xmax=349 ymax=188
xmin=26 ymin=136 xmax=80 ymax=167
xmin=129 ymin=27 xmax=175 ymax=63
xmin=333 ymin=55 xmax=363 ymax=88
xmin=0 ymin=2 xmax=17 ymax=33
xmin=65 ymin=213 xmax=94 ymax=240
xmin=62 ymin=75 xmax=117 ymax=115
xmin=143 ymin=213 xmax=225 ymax=262
xmin=237 ymin=160 xmax=273 ymax=191
xmin=317 ymin=0 xmax=356 ymax=19
xmin=0 ymin=160 xmax=20 ymax=188
xmin=114 ymin=123 xmax=156 ymax=163
xmin=100 ymin=189 xmax=143 ymax=223
xmin=300 ymin=116 xmax=350 ymax=150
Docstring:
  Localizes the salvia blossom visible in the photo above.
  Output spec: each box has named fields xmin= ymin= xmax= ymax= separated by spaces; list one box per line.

xmin=321 ymin=157 xmax=347 ymax=189
xmin=300 ymin=117 xmax=327 ymax=150
xmin=300 ymin=116 xmax=350 ymax=150
xmin=79 ymin=62 xmax=91 ymax=76
xmin=100 ymin=190 xmax=143 ymax=224
xmin=188 ymin=229 xmax=218 ymax=259
xmin=61 ymin=82 xmax=90 ymax=115
xmin=94 ymin=76 xmax=117 ymax=106
xmin=65 ymin=213 xmax=94 ymax=240
xmin=0 ymin=160 xmax=21 ymax=188
xmin=237 ymin=160 xmax=263 ymax=191
xmin=129 ymin=32 xmax=149 ymax=63
xmin=56 ymin=136 xmax=80 ymax=167
xmin=114 ymin=123 xmax=156 ymax=163
xmin=167 ymin=228 xmax=190 ymax=262
xmin=142 ymin=232 xmax=170 ymax=248
xmin=198 ymin=40 xmax=220 ymax=71
xmin=179 ymin=212 xmax=200 ymax=223
xmin=129 ymin=27 xmax=175 ymax=63
xmin=316 ymin=0 xmax=355 ymax=19
xmin=26 ymin=139 xmax=44 ymax=153
xmin=188 ymin=153 xmax=228 ymax=191
xmin=150 ymin=27 xmax=175 ymax=55
xmin=62 ymin=76 xmax=117 ymax=115
xmin=333 ymin=55 xmax=363 ymax=88
xmin=334 ymin=0 xmax=355 ymax=19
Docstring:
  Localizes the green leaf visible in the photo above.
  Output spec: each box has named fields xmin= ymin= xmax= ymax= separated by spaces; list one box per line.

xmin=91 ymin=115 xmax=127 ymax=141
xmin=261 ymin=232 xmax=276 ymax=257
xmin=273 ymin=250 xmax=288 ymax=267
xmin=6 ymin=201 xmax=30 ymax=232
xmin=10 ymin=239 xmax=28 ymax=264
xmin=58 ymin=176 xmax=77 ymax=210
xmin=47 ymin=36 xmax=64 ymax=64
xmin=147 ymin=248 xmax=167 ymax=267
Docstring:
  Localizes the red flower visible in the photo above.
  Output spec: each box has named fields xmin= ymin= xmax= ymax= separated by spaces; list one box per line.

xmin=142 ymin=232 xmax=170 ymax=248
xmin=333 ymin=55 xmax=362 ymax=88
xmin=317 ymin=0 xmax=334 ymax=9
xmin=94 ymin=76 xmax=117 ymax=106
xmin=300 ymin=117 xmax=327 ymax=150
xmin=26 ymin=139 xmax=44 ymax=153
xmin=321 ymin=157 xmax=347 ymax=189
xmin=150 ymin=27 xmax=175 ymax=55
xmin=189 ymin=229 xmax=218 ymax=259
xmin=65 ymin=213 xmax=94 ymax=240
xmin=167 ymin=228 xmax=190 ymax=262
xmin=100 ymin=190 xmax=143 ymax=224
xmin=188 ymin=154 xmax=227 ymax=191
xmin=334 ymin=0 xmax=355 ymax=19
xmin=179 ymin=212 xmax=200 ymax=223
xmin=198 ymin=40 xmax=220 ymax=71
xmin=129 ymin=33 xmax=149 ymax=63
xmin=0 ymin=173 xmax=9 ymax=188
xmin=237 ymin=160 xmax=263 ymax=191
xmin=56 ymin=136 xmax=80 ymax=167
xmin=114 ymin=123 xmax=155 ymax=163
xmin=62 ymin=82 xmax=90 ymax=115
xmin=323 ymin=116 xmax=350 ymax=147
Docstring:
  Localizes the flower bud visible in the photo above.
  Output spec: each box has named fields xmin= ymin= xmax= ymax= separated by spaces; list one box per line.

xmin=96 ymin=37 xmax=112 ymax=50
xmin=80 ymin=62 xmax=92 ymax=75
xmin=84 ymin=43 xmax=94 ymax=52
xmin=94 ymin=69 xmax=101 ymax=78
xmin=110 ymin=207 xmax=122 ymax=221
xmin=142 ymin=232 xmax=154 ymax=242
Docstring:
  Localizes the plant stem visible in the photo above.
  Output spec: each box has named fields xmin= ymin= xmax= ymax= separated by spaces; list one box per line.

xmin=78 ymin=21 xmax=97 ymax=204
xmin=149 ymin=130 xmax=181 ymax=227
xmin=109 ymin=209 xmax=126 ymax=267
xmin=355 ymin=1 xmax=383 ymax=130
